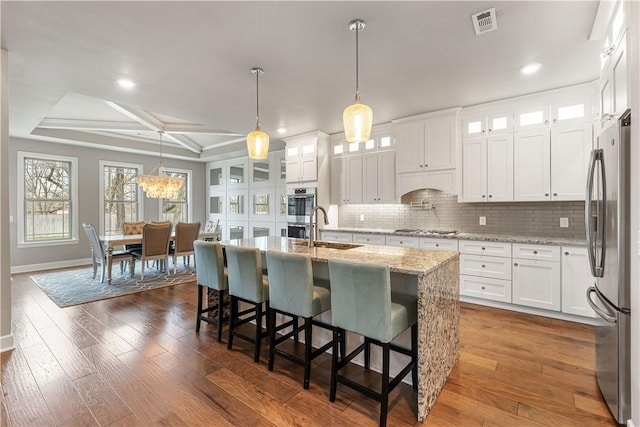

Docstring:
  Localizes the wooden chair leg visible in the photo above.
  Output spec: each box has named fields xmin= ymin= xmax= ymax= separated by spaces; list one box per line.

xmin=216 ymin=290 xmax=224 ymax=343
xmin=303 ymin=318 xmax=313 ymax=389
xmin=379 ymin=343 xmax=391 ymax=427
xmin=329 ymin=329 xmax=340 ymax=402
xmin=227 ymin=296 xmax=237 ymax=350
xmin=196 ymin=285 xmax=203 ymax=333
xmin=268 ymin=308 xmax=277 ymax=371
xmin=254 ymin=302 xmax=263 ymax=363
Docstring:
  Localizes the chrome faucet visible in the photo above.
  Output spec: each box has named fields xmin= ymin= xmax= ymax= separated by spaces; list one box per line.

xmin=309 ymin=206 xmax=329 ymax=247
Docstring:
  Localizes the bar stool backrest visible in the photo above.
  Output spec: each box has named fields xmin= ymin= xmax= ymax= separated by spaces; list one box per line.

xmin=225 ymin=245 xmax=266 ymax=303
xmin=266 ymin=252 xmax=315 ymax=318
xmin=328 ymin=259 xmax=393 ymax=343
xmin=193 ymin=240 xmax=227 ymax=291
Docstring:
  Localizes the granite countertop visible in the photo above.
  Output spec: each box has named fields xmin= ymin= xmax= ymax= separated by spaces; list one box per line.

xmin=321 ymin=227 xmax=586 ymax=246
xmin=222 ymin=236 xmax=459 ymax=276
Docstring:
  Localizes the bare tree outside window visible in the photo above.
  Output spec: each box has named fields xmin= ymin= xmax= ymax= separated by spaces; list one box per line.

xmin=103 ymin=165 xmax=139 ymax=235
xmin=161 ymin=170 xmax=189 ymax=224
xmin=23 ymin=158 xmax=72 ymax=241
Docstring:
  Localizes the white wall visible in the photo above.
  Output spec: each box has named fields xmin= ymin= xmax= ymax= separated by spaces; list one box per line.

xmin=8 ymin=137 xmax=208 ymax=271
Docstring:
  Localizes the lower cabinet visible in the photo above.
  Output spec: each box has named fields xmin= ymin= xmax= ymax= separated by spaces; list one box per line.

xmin=419 ymin=237 xmax=458 ymax=251
xmin=385 ymin=235 xmax=420 ymax=248
xmin=460 ymin=275 xmax=512 ymax=303
xmin=561 ymin=246 xmax=596 ymax=317
xmin=511 ymin=243 xmax=561 ymax=311
xmin=352 ymin=233 xmax=386 ymax=245
xmin=320 ymin=231 xmax=353 ymax=243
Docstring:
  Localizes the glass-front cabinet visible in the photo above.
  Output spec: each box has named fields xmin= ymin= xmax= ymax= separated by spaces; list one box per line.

xmin=227 ymin=158 xmax=248 ymax=189
xmin=249 ymin=221 xmax=275 ymax=238
xmin=250 ymin=156 xmax=274 ymax=187
xmin=227 ymin=190 xmax=248 ymax=219
xmin=227 ymin=220 xmax=247 ymax=240
xmin=209 ymin=194 xmax=224 ymax=217
xmin=249 ymin=189 xmax=275 ymax=221
xmin=208 ymin=160 xmax=226 ymax=193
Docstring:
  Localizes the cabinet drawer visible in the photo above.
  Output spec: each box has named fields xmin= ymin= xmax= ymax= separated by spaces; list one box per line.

xmin=385 ymin=235 xmax=420 ymax=248
xmin=460 ymin=275 xmax=512 ymax=303
xmin=512 ymin=244 xmax=560 ymax=262
xmin=320 ymin=231 xmax=353 ymax=243
xmin=419 ymin=238 xmax=458 ymax=251
xmin=459 ymin=240 xmax=512 ymax=257
xmin=460 ymin=254 xmax=512 ymax=280
xmin=352 ymin=233 xmax=386 ymax=245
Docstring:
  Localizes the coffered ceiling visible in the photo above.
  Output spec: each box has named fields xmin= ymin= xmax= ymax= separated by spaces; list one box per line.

xmin=1 ymin=1 xmax=603 ymax=161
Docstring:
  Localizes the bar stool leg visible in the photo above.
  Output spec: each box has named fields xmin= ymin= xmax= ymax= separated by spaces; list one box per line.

xmin=303 ymin=318 xmax=312 ymax=389
xmin=196 ymin=285 xmax=203 ymax=333
xmin=411 ymin=323 xmax=418 ymax=391
xmin=380 ymin=342 xmax=391 ymax=427
xmin=268 ymin=308 xmax=277 ymax=372
xmin=254 ymin=302 xmax=263 ymax=363
xmin=329 ymin=329 xmax=340 ymax=402
xmin=364 ymin=339 xmax=371 ymax=370
xmin=227 ymin=296 xmax=237 ymax=350
xmin=216 ymin=290 xmax=225 ymax=343
xmin=293 ymin=317 xmax=299 ymax=343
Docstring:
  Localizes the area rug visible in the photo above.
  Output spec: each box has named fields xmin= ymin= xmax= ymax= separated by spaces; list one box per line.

xmin=30 ymin=263 xmax=197 ymax=308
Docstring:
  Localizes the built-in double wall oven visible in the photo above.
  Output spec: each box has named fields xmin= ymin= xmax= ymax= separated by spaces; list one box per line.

xmin=286 ymin=187 xmax=315 ymax=238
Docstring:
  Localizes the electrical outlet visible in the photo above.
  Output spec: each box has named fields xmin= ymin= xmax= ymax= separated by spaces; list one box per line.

xmin=479 ymin=216 xmax=486 ymax=226
xmin=359 ymin=214 xmax=365 ymax=222
xmin=560 ymin=217 xmax=569 ymax=228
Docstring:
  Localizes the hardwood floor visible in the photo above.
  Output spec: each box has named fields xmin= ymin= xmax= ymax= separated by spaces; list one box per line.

xmin=2 ymin=271 xmax=614 ymax=426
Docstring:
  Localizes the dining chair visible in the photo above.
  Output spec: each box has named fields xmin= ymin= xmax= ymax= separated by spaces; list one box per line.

xmin=83 ymin=223 xmax=134 ymax=283
xmin=121 ymin=220 xmax=145 ymax=250
xmin=328 ymin=259 xmax=418 ymax=427
xmin=170 ymin=221 xmax=201 ymax=274
xmin=193 ymin=240 xmax=229 ymax=341
xmin=130 ymin=222 xmax=172 ymax=279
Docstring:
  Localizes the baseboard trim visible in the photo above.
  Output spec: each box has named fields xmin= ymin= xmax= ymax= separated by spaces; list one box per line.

xmin=11 ymin=258 xmax=92 ymax=274
xmin=0 ymin=333 xmax=14 ymax=353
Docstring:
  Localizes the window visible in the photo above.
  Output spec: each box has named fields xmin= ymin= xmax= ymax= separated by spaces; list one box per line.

xmin=100 ymin=161 xmax=143 ymax=236
xmin=18 ymin=152 xmax=78 ymax=246
xmin=159 ymin=168 xmax=191 ymax=224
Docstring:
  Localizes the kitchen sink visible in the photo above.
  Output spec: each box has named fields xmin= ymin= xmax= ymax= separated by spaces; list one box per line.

xmin=292 ymin=240 xmax=362 ymax=250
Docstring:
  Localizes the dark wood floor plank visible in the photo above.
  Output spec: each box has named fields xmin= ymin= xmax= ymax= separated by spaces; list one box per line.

xmin=72 ymin=372 xmax=133 ymax=426
xmin=19 ymin=344 xmax=92 ymax=425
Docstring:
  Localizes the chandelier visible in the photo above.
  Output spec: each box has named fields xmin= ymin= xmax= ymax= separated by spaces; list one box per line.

xmin=343 ymin=19 xmax=373 ymax=143
xmin=136 ymin=131 xmax=184 ymax=199
xmin=247 ymin=67 xmax=269 ymax=159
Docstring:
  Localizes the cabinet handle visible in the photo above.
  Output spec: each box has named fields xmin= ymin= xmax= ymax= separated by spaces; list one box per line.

xmin=514 ymin=263 xmax=518 ymax=267
xmin=545 ymin=193 xmax=550 ymax=197
xmin=435 ymin=243 xmax=439 ymax=247
xmin=419 ymin=164 xmax=423 ymax=168
xmin=489 ymin=195 xmax=493 ymax=198
xmin=488 ymin=128 xmax=492 ymax=132
xmin=544 ymin=120 xmax=549 ymax=125
xmin=481 ymin=247 xmax=486 ymax=250
xmin=533 ymin=250 xmax=538 ymax=254
xmin=553 ymin=193 xmax=558 ymax=197
xmin=553 ymin=118 xmax=558 ymax=124
xmin=481 ymin=265 xmax=486 ymax=268
xmin=425 ymin=164 xmax=428 ymax=168
xmin=565 ymin=251 xmax=570 ymax=255
xmin=482 ymin=195 xmax=486 ymax=199
xmin=481 ymin=129 xmax=486 ymax=134
xmin=481 ymin=286 xmax=486 ymax=290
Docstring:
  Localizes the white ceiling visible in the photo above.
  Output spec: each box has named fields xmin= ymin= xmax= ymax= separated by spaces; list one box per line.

xmin=1 ymin=1 xmax=603 ymax=162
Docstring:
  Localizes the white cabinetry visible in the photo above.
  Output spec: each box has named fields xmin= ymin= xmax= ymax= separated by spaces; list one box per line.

xmin=331 ymin=155 xmax=363 ymax=205
xmin=512 ymin=244 xmax=561 ymax=311
xmin=363 ymin=151 xmax=395 ymax=203
xmin=352 ymin=233 xmax=386 ymax=245
xmin=459 ymin=240 xmax=512 ymax=303
xmin=514 ymin=123 xmax=592 ymax=201
xmin=385 ymin=235 xmax=420 ymax=248
xmin=320 ymin=231 xmax=353 ymax=243
xmin=462 ymin=134 xmax=514 ymax=202
xmin=462 ymin=106 xmax=513 ymax=138
xmin=285 ymin=132 xmax=329 ymax=185
xmin=561 ymin=247 xmax=596 ymax=318
xmin=419 ymin=237 xmax=458 ymax=251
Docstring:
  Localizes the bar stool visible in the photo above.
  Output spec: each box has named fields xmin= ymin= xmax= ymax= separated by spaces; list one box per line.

xmin=193 ymin=240 xmax=228 ymax=341
xmin=225 ymin=245 xmax=270 ymax=363
xmin=266 ymin=251 xmax=342 ymax=389
xmin=327 ymin=259 xmax=418 ymax=427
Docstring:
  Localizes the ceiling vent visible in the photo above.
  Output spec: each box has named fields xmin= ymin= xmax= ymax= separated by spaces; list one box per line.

xmin=472 ymin=8 xmax=498 ymax=35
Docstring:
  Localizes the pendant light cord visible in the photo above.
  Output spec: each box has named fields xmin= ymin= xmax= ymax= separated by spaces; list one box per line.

xmin=355 ymin=25 xmax=360 ymax=101
xmin=255 ymin=71 xmax=260 ymax=128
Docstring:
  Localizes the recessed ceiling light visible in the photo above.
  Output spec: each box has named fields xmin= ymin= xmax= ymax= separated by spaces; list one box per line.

xmin=277 ymin=127 xmax=287 ymax=134
xmin=116 ymin=78 xmax=136 ymax=88
xmin=520 ymin=63 xmax=542 ymax=75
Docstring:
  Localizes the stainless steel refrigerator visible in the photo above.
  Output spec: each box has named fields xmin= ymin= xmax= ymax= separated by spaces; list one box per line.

xmin=585 ymin=109 xmax=631 ymax=425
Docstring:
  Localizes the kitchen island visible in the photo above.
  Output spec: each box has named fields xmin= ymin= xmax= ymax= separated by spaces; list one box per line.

xmin=222 ymin=236 xmax=460 ymax=422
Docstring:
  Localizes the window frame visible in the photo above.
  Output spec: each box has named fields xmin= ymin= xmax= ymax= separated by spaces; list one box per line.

xmin=158 ymin=166 xmax=192 ymax=224
xmin=17 ymin=151 xmax=79 ymax=248
xmin=99 ymin=160 xmax=144 ymax=236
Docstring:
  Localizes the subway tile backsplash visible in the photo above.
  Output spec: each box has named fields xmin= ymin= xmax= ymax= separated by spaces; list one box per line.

xmin=338 ymin=190 xmax=585 ymax=239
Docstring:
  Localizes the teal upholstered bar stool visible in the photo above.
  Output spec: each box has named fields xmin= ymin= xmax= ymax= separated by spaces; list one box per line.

xmin=266 ymin=251 xmax=342 ymax=389
xmin=328 ymin=259 xmax=418 ymax=427
xmin=225 ymin=245 xmax=270 ymax=363
xmin=193 ymin=240 xmax=228 ymax=341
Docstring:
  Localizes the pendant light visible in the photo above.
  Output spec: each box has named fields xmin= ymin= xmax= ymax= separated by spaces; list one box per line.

xmin=343 ymin=19 xmax=373 ymax=144
xmin=247 ymin=67 xmax=269 ymax=159
xmin=136 ymin=131 xmax=184 ymax=199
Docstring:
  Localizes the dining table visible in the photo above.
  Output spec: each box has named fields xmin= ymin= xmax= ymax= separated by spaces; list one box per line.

xmin=99 ymin=231 xmax=219 ymax=284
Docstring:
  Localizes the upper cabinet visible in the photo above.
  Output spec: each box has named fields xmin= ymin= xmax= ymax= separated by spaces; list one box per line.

xmin=514 ymin=86 xmax=594 ymax=131
xmin=208 ymin=160 xmax=226 ymax=193
xmin=227 ymin=158 xmax=248 ymax=189
xmin=363 ymin=150 xmax=395 ymax=204
xmin=461 ymin=134 xmax=514 ymax=202
xmin=395 ymin=111 xmax=457 ymax=173
xmin=462 ymin=106 xmax=513 ymax=139
xmin=284 ymin=131 xmax=329 ymax=185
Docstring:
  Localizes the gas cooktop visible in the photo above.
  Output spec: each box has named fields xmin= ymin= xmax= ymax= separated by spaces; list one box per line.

xmin=394 ymin=229 xmax=459 ymax=236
